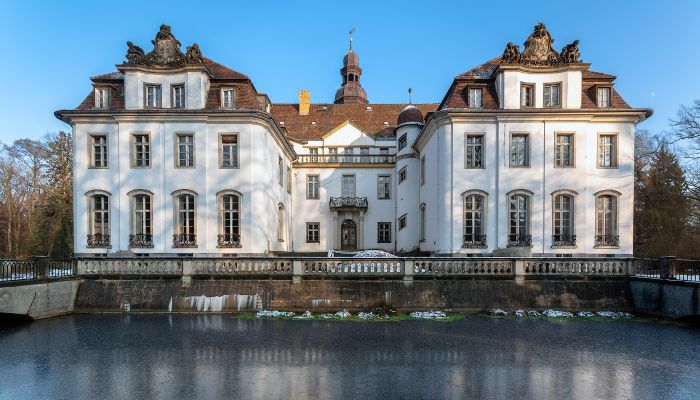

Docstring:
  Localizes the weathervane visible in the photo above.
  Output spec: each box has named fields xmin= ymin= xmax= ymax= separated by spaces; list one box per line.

xmin=349 ymin=28 xmax=356 ymax=50
xmin=408 ymin=88 xmax=413 ymax=104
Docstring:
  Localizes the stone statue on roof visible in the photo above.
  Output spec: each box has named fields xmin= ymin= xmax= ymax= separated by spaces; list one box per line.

xmin=502 ymin=42 xmax=520 ymax=63
xmin=560 ymin=40 xmax=581 ymax=64
xmin=519 ymin=22 xmax=561 ymax=66
xmin=125 ymin=41 xmax=146 ymax=65
xmin=185 ymin=43 xmax=203 ymax=64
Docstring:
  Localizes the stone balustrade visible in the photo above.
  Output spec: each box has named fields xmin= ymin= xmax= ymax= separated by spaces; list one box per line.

xmin=78 ymin=258 xmax=183 ymax=276
xmin=412 ymin=259 xmax=513 ymax=277
xmin=523 ymin=259 xmax=629 ymax=276
xmin=191 ymin=258 xmax=292 ymax=275
xmin=302 ymin=258 xmax=403 ymax=277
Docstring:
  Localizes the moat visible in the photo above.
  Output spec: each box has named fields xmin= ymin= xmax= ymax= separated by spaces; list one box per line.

xmin=1 ymin=315 xmax=699 ymax=399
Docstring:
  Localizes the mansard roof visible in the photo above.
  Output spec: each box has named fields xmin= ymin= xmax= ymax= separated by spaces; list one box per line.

xmin=270 ymin=103 xmax=437 ymax=142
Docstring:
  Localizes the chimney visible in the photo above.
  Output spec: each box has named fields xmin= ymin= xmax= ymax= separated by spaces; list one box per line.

xmin=298 ymin=90 xmax=310 ymax=115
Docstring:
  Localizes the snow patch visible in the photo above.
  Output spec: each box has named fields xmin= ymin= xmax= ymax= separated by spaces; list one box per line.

xmin=256 ymin=310 xmax=295 ymax=318
xmin=410 ymin=311 xmax=447 ymax=319
xmin=576 ymin=311 xmax=595 ymax=318
xmin=542 ymin=309 xmax=575 ymax=318
xmin=596 ymin=311 xmax=633 ymax=319
xmin=490 ymin=308 xmax=511 ymax=316
xmin=352 ymin=250 xmax=397 ymax=258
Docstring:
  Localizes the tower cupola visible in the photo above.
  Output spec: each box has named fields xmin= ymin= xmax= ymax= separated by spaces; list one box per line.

xmin=334 ymin=29 xmax=368 ymax=104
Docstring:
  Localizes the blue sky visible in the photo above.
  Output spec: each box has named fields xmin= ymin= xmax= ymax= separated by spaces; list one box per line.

xmin=0 ymin=0 xmax=698 ymax=142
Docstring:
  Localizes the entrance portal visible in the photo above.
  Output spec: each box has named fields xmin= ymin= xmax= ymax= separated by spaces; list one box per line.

xmin=341 ymin=219 xmax=357 ymax=251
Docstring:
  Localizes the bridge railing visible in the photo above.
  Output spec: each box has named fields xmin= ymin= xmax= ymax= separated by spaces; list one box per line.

xmin=0 ymin=257 xmax=76 ymax=283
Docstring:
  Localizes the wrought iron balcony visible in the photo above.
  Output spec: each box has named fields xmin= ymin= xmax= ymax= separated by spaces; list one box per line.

xmin=173 ymin=234 xmax=197 ymax=248
xmin=463 ymin=234 xmax=487 ymax=248
xmin=594 ymin=234 xmax=620 ymax=247
xmin=217 ymin=233 xmax=241 ymax=248
xmin=508 ymin=234 xmax=532 ymax=248
xmin=129 ymin=233 xmax=153 ymax=248
xmin=552 ymin=234 xmax=576 ymax=247
xmin=87 ymin=233 xmax=110 ymax=247
xmin=296 ymin=154 xmax=395 ymax=165
xmin=329 ymin=197 xmax=368 ymax=209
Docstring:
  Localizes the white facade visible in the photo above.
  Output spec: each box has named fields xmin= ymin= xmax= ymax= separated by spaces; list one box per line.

xmin=57 ymin=24 xmax=650 ymax=257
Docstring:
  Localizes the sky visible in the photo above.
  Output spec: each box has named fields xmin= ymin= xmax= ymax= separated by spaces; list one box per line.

xmin=0 ymin=0 xmax=698 ymax=143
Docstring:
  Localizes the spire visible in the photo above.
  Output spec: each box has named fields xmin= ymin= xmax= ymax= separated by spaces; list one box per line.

xmin=334 ymin=29 xmax=368 ymax=104
xmin=408 ymin=88 xmax=413 ymax=104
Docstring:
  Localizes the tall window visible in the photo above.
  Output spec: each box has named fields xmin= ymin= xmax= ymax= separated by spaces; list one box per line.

xmin=398 ymin=134 xmax=407 ymax=151
xmin=420 ymin=156 xmax=426 ymax=185
xmin=220 ymin=134 xmax=238 ymax=168
xmin=553 ymin=194 xmax=575 ymax=246
xmin=176 ymin=134 xmax=194 ymax=167
xmin=278 ymin=204 xmax=285 ymax=242
xmin=287 ymin=167 xmax=292 ymax=194
xmin=222 ymin=88 xmax=236 ymax=109
xmin=544 ymin=83 xmax=561 ymax=107
xmin=595 ymin=194 xmax=619 ymax=247
xmin=520 ymin=83 xmax=534 ymax=107
xmin=555 ymin=133 xmax=574 ymax=167
xmin=132 ymin=134 xmax=150 ymax=167
xmin=130 ymin=193 xmax=152 ymax=247
xmin=398 ymin=167 xmax=407 ymax=184
xmin=91 ymin=134 xmax=108 ymax=168
xmin=598 ymin=134 xmax=617 ymax=168
xmin=219 ymin=193 xmax=240 ymax=247
xmin=306 ymin=223 xmax=320 ymax=243
xmin=172 ymin=85 xmax=185 ymax=108
xmin=145 ymin=84 xmax=161 ymax=108
xmin=398 ymin=214 xmax=407 ymax=231
xmin=88 ymin=194 xmax=110 ymax=247
xmin=278 ymin=156 xmax=283 ymax=186
xmin=174 ymin=193 xmax=196 ymax=247
xmin=465 ymin=134 xmax=483 ymax=168
xmin=464 ymin=193 xmax=486 ymax=247
xmin=468 ymin=88 xmax=483 ymax=108
xmin=510 ymin=134 xmax=529 ymax=167
xmin=95 ymin=88 xmax=109 ymax=109
xmin=341 ymin=174 xmax=356 ymax=197
xmin=307 ymin=175 xmax=319 ymax=199
xmin=360 ymin=147 xmax=370 ymax=155
xmin=597 ymin=87 xmax=611 ymax=108
xmin=509 ymin=193 xmax=530 ymax=247
xmin=377 ymin=222 xmax=391 ymax=243
xmin=377 ymin=175 xmax=391 ymax=199
xmin=420 ymin=204 xmax=426 ymax=241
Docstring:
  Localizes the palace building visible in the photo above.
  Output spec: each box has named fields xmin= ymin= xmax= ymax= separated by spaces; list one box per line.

xmin=56 ymin=23 xmax=651 ymax=257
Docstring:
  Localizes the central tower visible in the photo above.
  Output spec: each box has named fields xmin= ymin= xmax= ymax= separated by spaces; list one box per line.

xmin=334 ymin=30 xmax=368 ymax=104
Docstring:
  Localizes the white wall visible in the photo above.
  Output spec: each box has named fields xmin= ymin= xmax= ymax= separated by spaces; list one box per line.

xmin=123 ymin=70 xmax=210 ymax=110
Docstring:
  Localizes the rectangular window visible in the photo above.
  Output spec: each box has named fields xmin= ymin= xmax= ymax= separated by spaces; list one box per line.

xmin=306 ymin=223 xmax=320 ymax=243
xmin=543 ymin=83 xmax=561 ymax=107
xmin=175 ymin=194 xmax=196 ymax=247
xmin=465 ymin=134 xmax=483 ymax=168
xmin=398 ymin=214 xmax=407 ymax=231
xmin=90 ymin=134 xmax=108 ymax=168
xmin=398 ymin=134 xmax=407 ymax=151
xmin=172 ymin=84 xmax=185 ymax=109
xmin=554 ymin=133 xmax=574 ymax=167
xmin=287 ymin=167 xmax=292 ymax=194
xmin=94 ymin=88 xmax=109 ymax=109
xmin=520 ymin=83 xmax=534 ymax=107
xmin=145 ymin=84 xmax=161 ymax=108
xmin=341 ymin=174 xmax=356 ymax=197
xmin=278 ymin=156 xmax=283 ymax=186
xmin=132 ymin=134 xmax=150 ymax=167
xmin=377 ymin=222 xmax=391 ymax=243
xmin=420 ymin=206 xmax=426 ymax=241
xmin=553 ymin=194 xmax=574 ymax=246
xmin=420 ymin=156 xmax=426 ymax=185
xmin=468 ymin=88 xmax=483 ymax=108
xmin=464 ymin=194 xmax=485 ymax=246
xmin=398 ymin=167 xmax=407 ymax=184
xmin=220 ymin=134 xmax=239 ymax=168
xmin=598 ymin=134 xmax=618 ymax=168
xmin=222 ymin=88 xmax=236 ymax=109
xmin=377 ymin=175 xmax=391 ymax=199
xmin=360 ymin=147 xmax=370 ymax=155
xmin=219 ymin=194 xmax=240 ymax=246
xmin=597 ymin=87 xmax=611 ymax=108
xmin=307 ymin=175 xmax=319 ymax=199
xmin=130 ymin=194 xmax=152 ymax=247
xmin=176 ymin=134 xmax=194 ymax=167
xmin=510 ymin=134 xmax=529 ymax=167
xmin=596 ymin=196 xmax=617 ymax=236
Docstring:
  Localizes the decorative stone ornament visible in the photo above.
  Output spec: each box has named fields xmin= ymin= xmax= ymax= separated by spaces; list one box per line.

xmin=122 ymin=24 xmax=204 ymax=68
xmin=501 ymin=23 xmax=581 ymax=66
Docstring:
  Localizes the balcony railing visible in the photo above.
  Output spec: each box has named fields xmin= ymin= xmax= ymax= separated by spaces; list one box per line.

xmin=552 ymin=234 xmax=576 ymax=247
xmin=463 ymin=234 xmax=487 ymax=248
xmin=129 ymin=233 xmax=153 ymax=248
xmin=296 ymin=154 xmax=396 ymax=164
xmin=173 ymin=234 xmax=197 ymax=248
xmin=594 ymin=234 xmax=620 ymax=247
xmin=217 ymin=233 xmax=241 ymax=248
xmin=508 ymin=234 xmax=532 ymax=248
xmin=87 ymin=233 xmax=110 ymax=248
xmin=329 ymin=197 xmax=369 ymax=209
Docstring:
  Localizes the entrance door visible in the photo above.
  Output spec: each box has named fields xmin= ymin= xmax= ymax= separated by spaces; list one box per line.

xmin=341 ymin=219 xmax=357 ymax=251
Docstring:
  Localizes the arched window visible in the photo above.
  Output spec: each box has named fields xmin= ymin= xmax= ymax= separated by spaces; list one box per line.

xmin=463 ymin=191 xmax=487 ymax=247
xmin=420 ymin=203 xmax=426 ymax=242
xmin=508 ymin=190 xmax=532 ymax=247
xmin=278 ymin=203 xmax=285 ymax=242
xmin=552 ymin=190 xmax=577 ymax=247
xmin=218 ymin=191 xmax=241 ymax=248
xmin=128 ymin=190 xmax=153 ymax=248
xmin=595 ymin=191 xmax=620 ymax=247
xmin=86 ymin=190 xmax=111 ymax=247
xmin=172 ymin=190 xmax=197 ymax=248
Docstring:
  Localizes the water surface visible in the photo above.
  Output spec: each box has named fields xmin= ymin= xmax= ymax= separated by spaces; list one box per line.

xmin=1 ymin=315 xmax=699 ymax=399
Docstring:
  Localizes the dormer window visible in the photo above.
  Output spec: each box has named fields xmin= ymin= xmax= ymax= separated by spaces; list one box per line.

xmin=520 ymin=84 xmax=534 ymax=108
xmin=145 ymin=84 xmax=161 ymax=108
xmin=94 ymin=88 xmax=110 ymax=109
xmin=221 ymin=88 xmax=236 ymax=109
xmin=597 ymin=86 xmax=612 ymax=108
xmin=468 ymin=88 xmax=483 ymax=109
xmin=172 ymin=84 xmax=185 ymax=109
xmin=544 ymin=83 xmax=561 ymax=107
